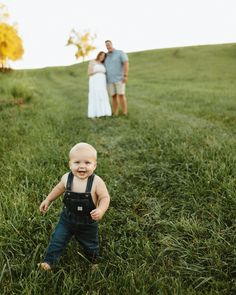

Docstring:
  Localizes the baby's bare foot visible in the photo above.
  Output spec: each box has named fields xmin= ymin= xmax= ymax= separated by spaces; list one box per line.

xmin=38 ymin=262 xmax=52 ymax=271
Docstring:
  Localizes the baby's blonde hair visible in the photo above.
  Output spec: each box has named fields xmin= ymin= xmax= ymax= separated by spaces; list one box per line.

xmin=69 ymin=142 xmax=97 ymax=159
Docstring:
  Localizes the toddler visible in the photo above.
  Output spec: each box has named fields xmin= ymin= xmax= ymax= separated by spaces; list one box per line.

xmin=38 ymin=142 xmax=110 ymax=270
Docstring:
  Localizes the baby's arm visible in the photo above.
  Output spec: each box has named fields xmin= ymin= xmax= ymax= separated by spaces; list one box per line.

xmin=39 ymin=173 xmax=67 ymax=214
xmin=90 ymin=177 xmax=110 ymax=221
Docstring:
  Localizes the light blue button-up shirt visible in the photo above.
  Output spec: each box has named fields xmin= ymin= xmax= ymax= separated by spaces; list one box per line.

xmin=104 ymin=49 xmax=128 ymax=84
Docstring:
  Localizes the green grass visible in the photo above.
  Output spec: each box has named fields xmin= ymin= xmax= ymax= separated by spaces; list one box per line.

xmin=0 ymin=43 xmax=236 ymax=294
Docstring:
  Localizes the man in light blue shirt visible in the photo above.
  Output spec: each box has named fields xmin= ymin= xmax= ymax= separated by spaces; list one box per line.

xmin=104 ymin=40 xmax=129 ymax=116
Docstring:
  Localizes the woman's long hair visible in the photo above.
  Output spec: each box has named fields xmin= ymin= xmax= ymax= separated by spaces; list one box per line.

xmin=95 ymin=51 xmax=106 ymax=63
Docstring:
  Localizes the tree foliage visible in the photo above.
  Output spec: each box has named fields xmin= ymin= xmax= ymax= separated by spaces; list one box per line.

xmin=0 ymin=3 xmax=9 ymax=22
xmin=66 ymin=29 xmax=96 ymax=61
xmin=0 ymin=3 xmax=24 ymax=69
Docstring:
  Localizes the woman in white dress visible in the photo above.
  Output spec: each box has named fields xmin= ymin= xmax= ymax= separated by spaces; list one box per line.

xmin=87 ymin=51 xmax=112 ymax=118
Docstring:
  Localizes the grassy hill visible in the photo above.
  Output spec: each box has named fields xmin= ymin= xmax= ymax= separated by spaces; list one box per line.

xmin=0 ymin=43 xmax=236 ymax=294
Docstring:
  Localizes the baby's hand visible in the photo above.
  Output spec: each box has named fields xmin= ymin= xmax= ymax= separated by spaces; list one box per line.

xmin=39 ymin=199 xmax=50 ymax=214
xmin=90 ymin=208 xmax=103 ymax=221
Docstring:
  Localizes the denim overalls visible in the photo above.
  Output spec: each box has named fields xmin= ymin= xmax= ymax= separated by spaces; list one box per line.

xmin=43 ymin=172 xmax=99 ymax=266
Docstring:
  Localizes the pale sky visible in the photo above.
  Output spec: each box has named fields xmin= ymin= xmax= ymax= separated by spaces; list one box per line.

xmin=3 ymin=0 xmax=236 ymax=69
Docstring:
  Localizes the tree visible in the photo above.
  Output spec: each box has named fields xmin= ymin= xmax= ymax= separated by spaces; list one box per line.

xmin=0 ymin=3 xmax=9 ymax=22
xmin=0 ymin=3 xmax=24 ymax=69
xmin=66 ymin=29 xmax=96 ymax=62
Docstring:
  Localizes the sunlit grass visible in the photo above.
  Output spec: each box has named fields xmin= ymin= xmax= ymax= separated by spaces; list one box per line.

xmin=0 ymin=43 xmax=236 ymax=294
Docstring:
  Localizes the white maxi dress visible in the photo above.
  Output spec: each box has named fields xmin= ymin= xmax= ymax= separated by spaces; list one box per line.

xmin=88 ymin=63 xmax=112 ymax=118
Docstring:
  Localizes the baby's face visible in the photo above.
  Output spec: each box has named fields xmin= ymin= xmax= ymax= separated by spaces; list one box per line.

xmin=69 ymin=149 xmax=97 ymax=180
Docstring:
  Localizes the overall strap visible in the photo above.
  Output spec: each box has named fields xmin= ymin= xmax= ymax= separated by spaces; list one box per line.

xmin=66 ymin=172 xmax=74 ymax=191
xmin=85 ymin=174 xmax=95 ymax=193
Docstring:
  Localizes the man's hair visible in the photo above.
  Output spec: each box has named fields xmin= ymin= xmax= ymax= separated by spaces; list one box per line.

xmin=105 ymin=40 xmax=112 ymax=44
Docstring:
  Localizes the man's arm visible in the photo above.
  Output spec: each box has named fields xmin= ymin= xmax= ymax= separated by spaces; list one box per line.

xmin=123 ymin=60 xmax=129 ymax=83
